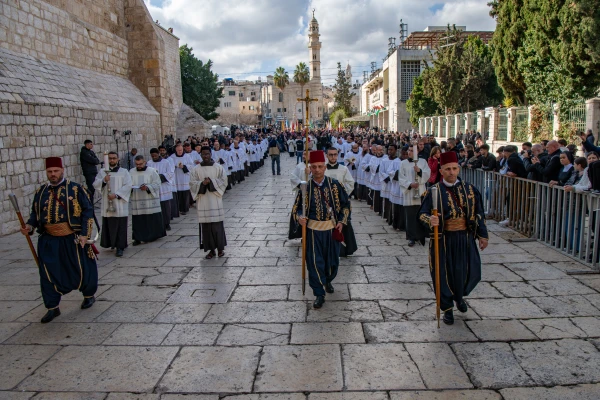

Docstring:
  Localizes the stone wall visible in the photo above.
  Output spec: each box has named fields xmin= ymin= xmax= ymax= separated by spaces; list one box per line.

xmin=125 ymin=0 xmax=177 ymax=138
xmin=0 ymin=47 xmax=161 ymax=236
xmin=156 ymin=25 xmax=183 ymax=113
xmin=0 ymin=0 xmax=129 ymax=76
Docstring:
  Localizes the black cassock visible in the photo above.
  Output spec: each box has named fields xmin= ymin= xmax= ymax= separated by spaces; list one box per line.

xmin=418 ymin=180 xmax=488 ymax=311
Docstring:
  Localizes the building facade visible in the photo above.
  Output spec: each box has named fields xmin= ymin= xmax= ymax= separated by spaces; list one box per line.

xmin=360 ymin=26 xmax=492 ymax=132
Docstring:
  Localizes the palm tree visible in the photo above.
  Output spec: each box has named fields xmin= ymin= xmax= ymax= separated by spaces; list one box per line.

xmin=273 ymin=67 xmax=289 ymax=128
xmin=293 ymin=62 xmax=310 ymax=129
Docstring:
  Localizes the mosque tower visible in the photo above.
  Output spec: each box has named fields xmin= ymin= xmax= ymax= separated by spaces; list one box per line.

xmin=308 ymin=10 xmax=321 ymax=81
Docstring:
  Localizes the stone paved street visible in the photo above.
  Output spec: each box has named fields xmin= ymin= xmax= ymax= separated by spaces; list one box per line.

xmin=1 ymin=155 xmax=600 ymax=399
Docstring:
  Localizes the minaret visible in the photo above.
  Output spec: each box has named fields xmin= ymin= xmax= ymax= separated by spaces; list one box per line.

xmin=308 ymin=10 xmax=321 ymax=81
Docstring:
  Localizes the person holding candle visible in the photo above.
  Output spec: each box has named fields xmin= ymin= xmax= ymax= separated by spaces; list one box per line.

xmin=418 ymin=151 xmax=489 ymax=325
xmin=93 ymin=151 xmax=132 ymax=257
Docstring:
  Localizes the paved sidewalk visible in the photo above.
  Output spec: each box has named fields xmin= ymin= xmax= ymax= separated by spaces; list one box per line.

xmin=0 ymin=155 xmax=599 ymax=399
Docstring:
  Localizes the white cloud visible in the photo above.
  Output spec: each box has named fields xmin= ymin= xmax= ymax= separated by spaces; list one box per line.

xmin=146 ymin=0 xmax=496 ymax=85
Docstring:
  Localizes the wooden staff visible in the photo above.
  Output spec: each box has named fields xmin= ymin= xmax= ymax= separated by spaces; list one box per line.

xmin=9 ymin=193 xmax=39 ymax=267
xmin=300 ymin=181 xmax=307 ymax=295
xmin=297 ymin=89 xmax=318 ymax=295
xmin=431 ymin=186 xmax=441 ymax=328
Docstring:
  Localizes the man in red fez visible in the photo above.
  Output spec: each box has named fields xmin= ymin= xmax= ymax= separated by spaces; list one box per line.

xmin=293 ymin=150 xmax=351 ymax=309
xmin=418 ymin=150 xmax=489 ymax=325
xmin=20 ymin=157 xmax=98 ymax=323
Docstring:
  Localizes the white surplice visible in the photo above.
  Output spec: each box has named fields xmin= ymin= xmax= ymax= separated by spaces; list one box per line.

xmin=147 ymin=158 xmax=174 ymax=201
xmin=170 ymin=153 xmax=194 ymax=191
xmin=129 ymin=167 xmax=162 ymax=215
xmin=92 ymin=167 xmax=132 ymax=218
xmin=189 ymin=163 xmax=227 ymax=223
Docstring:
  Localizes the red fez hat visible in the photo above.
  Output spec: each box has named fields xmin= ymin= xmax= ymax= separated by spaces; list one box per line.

xmin=308 ymin=150 xmax=325 ymax=164
xmin=45 ymin=157 xmax=63 ymax=169
xmin=440 ymin=151 xmax=458 ymax=166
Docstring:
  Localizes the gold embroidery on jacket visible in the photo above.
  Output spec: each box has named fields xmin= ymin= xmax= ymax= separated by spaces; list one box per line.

xmin=72 ymin=186 xmax=82 ymax=217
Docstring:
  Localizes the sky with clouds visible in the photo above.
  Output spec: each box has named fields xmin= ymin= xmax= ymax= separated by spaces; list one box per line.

xmin=146 ymin=0 xmax=496 ymax=86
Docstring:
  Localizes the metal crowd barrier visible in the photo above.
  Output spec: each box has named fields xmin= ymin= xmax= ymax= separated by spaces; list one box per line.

xmin=459 ymin=168 xmax=600 ymax=272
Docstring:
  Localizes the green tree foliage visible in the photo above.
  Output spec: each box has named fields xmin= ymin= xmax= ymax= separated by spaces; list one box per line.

xmin=330 ymin=109 xmax=347 ymax=127
xmin=489 ymin=0 xmax=600 ymax=112
xmin=489 ymin=0 xmax=528 ymax=105
xmin=420 ymin=28 xmax=502 ymax=115
xmin=333 ymin=62 xmax=355 ymax=116
xmin=179 ymin=44 xmax=223 ymax=121
xmin=274 ymin=67 xmax=290 ymax=92
xmin=293 ymin=62 xmax=310 ymax=92
xmin=406 ymin=75 xmax=439 ymax=126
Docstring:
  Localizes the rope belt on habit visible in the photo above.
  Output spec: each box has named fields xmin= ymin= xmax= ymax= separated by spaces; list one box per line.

xmin=444 ymin=218 xmax=467 ymax=232
xmin=44 ymin=222 xmax=75 ymax=236
xmin=307 ymin=219 xmax=335 ymax=231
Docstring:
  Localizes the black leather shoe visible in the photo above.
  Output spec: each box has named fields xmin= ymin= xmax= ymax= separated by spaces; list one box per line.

xmin=443 ymin=309 xmax=454 ymax=325
xmin=41 ymin=308 xmax=60 ymax=323
xmin=116 ymin=248 xmax=124 ymax=257
xmin=325 ymin=283 xmax=334 ymax=294
xmin=132 ymin=240 xmax=141 ymax=246
xmin=419 ymin=238 xmax=426 ymax=246
xmin=81 ymin=296 xmax=96 ymax=310
xmin=456 ymin=300 xmax=468 ymax=313
xmin=313 ymin=295 xmax=325 ymax=309
xmin=408 ymin=240 xmax=416 ymax=247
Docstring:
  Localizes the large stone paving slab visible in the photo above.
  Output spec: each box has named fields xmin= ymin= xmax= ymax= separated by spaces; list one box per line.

xmin=0 ymin=323 xmax=29 ymax=343
xmin=0 ymin=345 xmax=60 ymax=390
xmin=364 ymin=321 xmax=478 ymax=343
xmin=255 ymin=345 xmax=343 ymax=392
xmin=167 ymin=283 xmax=236 ymax=304
xmin=500 ymin=384 xmax=600 ymax=400
xmin=348 ymin=283 xmax=431 ymax=300
xmin=405 ymin=343 xmax=473 ymax=389
xmin=342 ymin=343 xmax=425 ymax=390
xmin=306 ymin=301 xmax=383 ymax=322
xmin=5 ymin=322 xmax=119 ymax=345
xmin=217 ymin=324 xmax=290 ymax=346
xmin=204 ymin=302 xmax=306 ymax=323
xmin=512 ymin=339 xmax=600 ymax=385
xmin=158 ymin=346 xmax=261 ymax=393
xmin=19 ymin=346 xmax=179 ymax=392
xmin=452 ymin=342 xmax=533 ymax=389
xmin=291 ymin=322 xmax=365 ymax=344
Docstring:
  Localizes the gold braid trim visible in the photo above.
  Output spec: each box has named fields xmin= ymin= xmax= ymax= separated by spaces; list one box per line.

xmin=86 ymin=218 xmax=93 ymax=240
xmin=419 ymin=213 xmax=432 ymax=229
xmin=73 ymin=185 xmax=82 ymax=217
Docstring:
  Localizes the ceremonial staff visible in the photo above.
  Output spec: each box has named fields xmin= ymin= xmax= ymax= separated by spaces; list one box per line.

xmin=297 ymin=89 xmax=318 ymax=295
xmin=9 ymin=193 xmax=39 ymax=267
xmin=431 ymin=186 xmax=441 ymax=328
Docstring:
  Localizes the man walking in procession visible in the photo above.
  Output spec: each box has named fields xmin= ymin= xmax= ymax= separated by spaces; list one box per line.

xmin=148 ymin=148 xmax=175 ymax=231
xmin=293 ymin=151 xmax=351 ymax=309
xmin=93 ymin=151 xmax=132 ymax=257
xmin=190 ymin=146 xmax=228 ymax=259
xmin=419 ymin=151 xmax=489 ymax=325
xmin=130 ymin=155 xmax=166 ymax=245
xmin=21 ymin=157 xmax=98 ymax=323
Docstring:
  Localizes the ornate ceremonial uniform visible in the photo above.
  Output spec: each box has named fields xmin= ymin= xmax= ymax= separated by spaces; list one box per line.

xmin=418 ymin=179 xmax=488 ymax=312
xmin=27 ymin=179 xmax=98 ymax=310
xmin=292 ymin=176 xmax=350 ymax=297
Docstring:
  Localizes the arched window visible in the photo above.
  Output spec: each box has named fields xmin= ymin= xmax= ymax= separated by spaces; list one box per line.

xmin=313 ymin=67 xmax=317 ymax=72
xmin=313 ymin=54 xmax=316 ymax=60
xmin=279 ymin=92 xmax=283 ymax=102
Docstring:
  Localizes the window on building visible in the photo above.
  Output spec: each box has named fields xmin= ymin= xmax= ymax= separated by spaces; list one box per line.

xmin=279 ymin=92 xmax=283 ymax=102
xmin=283 ymin=108 xmax=287 ymax=112
xmin=249 ymin=106 xmax=255 ymax=111
xmin=223 ymin=102 xmax=232 ymax=108
xmin=400 ymin=60 xmax=421 ymax=102
xmin=243 ymin=106 xmax=245 ymax=109
xmin=313 ymin=55 xmax=316 ymax=60
xmin=250 ymin=91 xmax=256 ymax=96
xmin=228 ymin=91 xmax=235 ymax=96
xmin=314 ymin=67 xmax=316 ymax=72
xmin=277 ymin=108 xmax=281 ymax=112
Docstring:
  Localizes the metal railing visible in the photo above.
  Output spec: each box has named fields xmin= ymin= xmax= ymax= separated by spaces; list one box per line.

xmin=460 ymin=168 xmax=600 ymax=271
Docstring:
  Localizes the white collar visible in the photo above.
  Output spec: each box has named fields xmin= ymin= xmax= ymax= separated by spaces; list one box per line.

xmin=442 ymin=179 xmax=459 ymax=187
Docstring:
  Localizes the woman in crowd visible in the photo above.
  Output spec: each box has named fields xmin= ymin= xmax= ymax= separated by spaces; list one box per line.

xmin=427 ymin=146 xmax=441 ymax=188
xmin=549 ymin=151 xmax=577 ymax=188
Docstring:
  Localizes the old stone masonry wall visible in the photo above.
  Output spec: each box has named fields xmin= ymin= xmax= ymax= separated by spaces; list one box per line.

xmin=0 ymin=0 xmax=184 ymax=235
